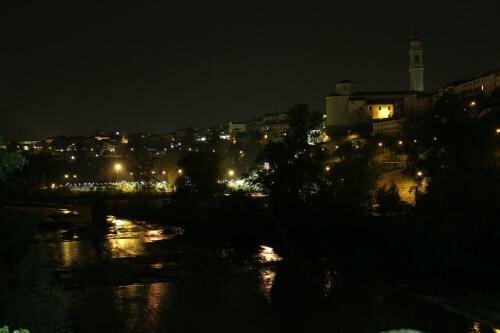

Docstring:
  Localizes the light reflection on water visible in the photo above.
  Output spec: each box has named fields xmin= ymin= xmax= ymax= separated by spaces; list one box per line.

xmin=112 ymin=283 xmax=168 ymax=331
xmin=59 ymin=240 xmax=98 ymax=267
xmin=259 ymin=267 xmax=277 ymax=304
xmin=58 ymin=208 xmax=79 ymax=215
xmin=256 ymin=245 xmax=282 ymax=264
xmin=104 ymin=216 xmax=169 ymax=258
xmin=45 ymin=214 xmax=180 ymax=267
xmin=471 ymin=321 xmax=481 ymax=333
xmin=323 ymin=269 xmax=342 ymax=296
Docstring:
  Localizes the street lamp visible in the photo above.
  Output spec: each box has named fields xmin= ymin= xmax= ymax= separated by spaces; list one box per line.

xmin=228 ymin=169 xmax=235 ymax=177
xmin=114 ymin=163 xmax=122 ymax=183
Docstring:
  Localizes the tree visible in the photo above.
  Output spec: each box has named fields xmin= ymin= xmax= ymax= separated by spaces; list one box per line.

xmin=403 ymin=93 xmax=498 ymax=212
xmin=318 ymin=142 xmax=379 ymax=215
xmin=374 ymin=183 xmax=406 ymax=216
xmin=254 ymin=104 xmax=326 ymax=211
xmin=402 ymin=93 xmax=500 ymax=265
xmin=0 ymin=144 xmax=26 ymax=184
xmin=175 ymin=149 xmax=223 ymax=202
xmin=0 ymin=139 xmax=27 ymax=200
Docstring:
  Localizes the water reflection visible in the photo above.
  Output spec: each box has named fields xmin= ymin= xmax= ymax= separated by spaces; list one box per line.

xmin=471 ymin=321 xmax=481 ymax=333
xmin=112 ymin=283 xmax=168 ymax=331
xmin=323 ymin=269 xmax=338 ymax=296
xmin=259 ymin=267 xmax=277 ymax=304
xmin=47 ymin=240 xmax=98 ymax=267
xmin=150 ymin=262 xmax=164 ymax=269
xmin=256 ymin=245 xmax=282 ymax=264
xmin=104 ymin=216 xmax=168 ymax=259
xmin=44 ymin=213 xmax=181 ymax=267
xmin=58 ymin=208 xmax=79 ymax=215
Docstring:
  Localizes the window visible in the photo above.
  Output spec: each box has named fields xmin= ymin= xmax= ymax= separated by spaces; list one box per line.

xmin=414 ymin=55 xmax=420 ymax=63
xmin=388 ymin=106 xmax=391 ymax=110
xmin=379 ymin=106 xmax=382 ymax=110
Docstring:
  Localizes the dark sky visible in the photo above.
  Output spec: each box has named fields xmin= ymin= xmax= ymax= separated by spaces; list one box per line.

xmin=1 ymin=1 xmax=499 ymax=140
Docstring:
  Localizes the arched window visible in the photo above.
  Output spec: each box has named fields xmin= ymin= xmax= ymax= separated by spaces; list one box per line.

xmin=414 ymin=54 xmax=420 ymax=64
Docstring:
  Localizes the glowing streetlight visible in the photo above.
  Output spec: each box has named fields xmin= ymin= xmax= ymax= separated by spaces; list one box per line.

xmin=378 ymin=142 xmax=383 ymax=147
xmin=325 ymin=166 xmax=331 ymax=172
xmin=162 ymin=171 xmax=166 ymax=175
xmin=496 ymin=128 xmax=500 ymax=134
xmin=64 ymin=174 xmax=69 ymax=179
xmin=398 ymin=140 xmax=403 ymax=145
xmin=416 ymin=171 xmax=423 ymax=177
xmin=228 ymin=169 xmax=235 ymax=177
xmin=177 ymin=169 xmax=183 ymax=175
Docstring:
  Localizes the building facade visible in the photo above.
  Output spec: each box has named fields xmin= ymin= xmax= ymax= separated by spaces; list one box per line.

xmin=325 ymin=33 xmax=429 ymax=137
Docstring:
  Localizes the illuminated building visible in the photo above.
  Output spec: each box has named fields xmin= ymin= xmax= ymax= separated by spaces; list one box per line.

xmin=228 ymin=122 xmax=247 ymax=136
xmin=372 ymin=119 xmax=401 ymax=137
xmin=325 ymin=33 xmax=428 ymax=136
xmin=433 ymin=69 xmax=500 ymax=99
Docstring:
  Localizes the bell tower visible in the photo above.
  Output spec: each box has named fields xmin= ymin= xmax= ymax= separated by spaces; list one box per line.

xmin=408 ymin=32 xmax=424 ymax=92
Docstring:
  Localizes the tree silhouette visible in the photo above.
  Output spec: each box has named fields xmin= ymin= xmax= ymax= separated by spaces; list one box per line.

xmin=254 ymin=103 xmax=325 ymax=209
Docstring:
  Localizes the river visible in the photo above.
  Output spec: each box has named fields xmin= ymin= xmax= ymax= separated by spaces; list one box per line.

xmin=26 ymin=206 xmax=500 ymax=332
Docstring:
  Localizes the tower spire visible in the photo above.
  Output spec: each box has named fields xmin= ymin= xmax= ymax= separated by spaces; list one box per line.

xmin=408 ymin=31 xmax=424 ymax=92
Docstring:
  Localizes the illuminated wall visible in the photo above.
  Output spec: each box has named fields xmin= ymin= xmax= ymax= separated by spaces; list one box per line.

xmin=368 ymin=104 xmax=394 ymax=119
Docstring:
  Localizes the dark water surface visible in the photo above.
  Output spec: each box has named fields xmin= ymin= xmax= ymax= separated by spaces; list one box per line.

xmin=25 ymin=206 xmax=500 ymax=332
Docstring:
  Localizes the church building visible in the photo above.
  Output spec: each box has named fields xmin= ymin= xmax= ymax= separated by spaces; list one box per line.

xmin=325 ymin=32 xmax=428 ymax=137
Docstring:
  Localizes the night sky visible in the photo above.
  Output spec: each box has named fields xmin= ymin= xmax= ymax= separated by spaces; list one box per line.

xmin=1 ymin=1 xmax=499 ymax=140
